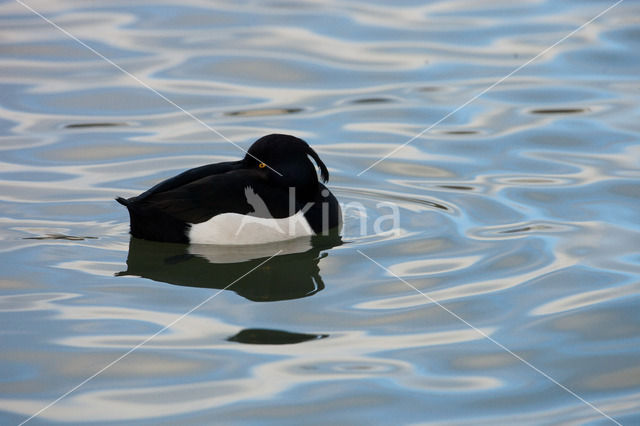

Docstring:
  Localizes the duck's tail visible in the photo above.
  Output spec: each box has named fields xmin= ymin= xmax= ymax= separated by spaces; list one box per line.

xmin=116 ymin=197 xmax=130 ymax=207
xmin=115 ymin=196 xmax=189 ymax=243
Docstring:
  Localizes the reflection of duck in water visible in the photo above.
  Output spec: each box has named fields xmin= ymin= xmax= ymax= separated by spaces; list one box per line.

xmin=117 ymin=234 xmax=341 ymax=302
xmin=117 ymin=134 xmax=341 ymax=244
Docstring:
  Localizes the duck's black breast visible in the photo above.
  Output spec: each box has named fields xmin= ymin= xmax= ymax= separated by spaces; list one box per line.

xmin=302 ymin=183 xmax=342 ymax=234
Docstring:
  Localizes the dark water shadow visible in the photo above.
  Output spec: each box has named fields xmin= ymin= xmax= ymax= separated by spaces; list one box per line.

xmin=529 ymin=108 xmax=588 ymax=115
xmin=117 ymin=234 xmax=342 ymax=302
xmin=227 ymin=328 xmax=328 ymax=345
xmin=64 ymin=122 xmax=128 ymax=129
xmin=23 ymin=233 xmax=98 ymax=241
xmin=348 ymin=97 xmax=395 ymax=104
xmin=224 ymin=108 xmax=303 ymax=117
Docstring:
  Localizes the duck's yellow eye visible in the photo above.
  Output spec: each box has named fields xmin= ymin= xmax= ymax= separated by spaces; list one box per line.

xmin=258 ymin=163 xmax=266 ymax=168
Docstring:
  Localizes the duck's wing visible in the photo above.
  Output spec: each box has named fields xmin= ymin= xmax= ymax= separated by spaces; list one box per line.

xmin=124 ymin=169 xmax=288 ymax=225
xmin=133 ymin=160 xmax=245 ymax=202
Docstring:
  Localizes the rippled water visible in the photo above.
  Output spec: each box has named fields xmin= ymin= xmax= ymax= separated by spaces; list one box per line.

xmin=1 ymin=0 xmax=640 ymax=424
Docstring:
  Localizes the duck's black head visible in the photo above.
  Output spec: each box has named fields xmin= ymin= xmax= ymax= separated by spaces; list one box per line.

xmin=245 ymin=134 xmax=329 ymax=191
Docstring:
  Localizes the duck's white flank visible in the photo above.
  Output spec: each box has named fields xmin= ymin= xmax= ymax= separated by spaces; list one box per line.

xmin=188 ymin=210 xmax=314 ymax=245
